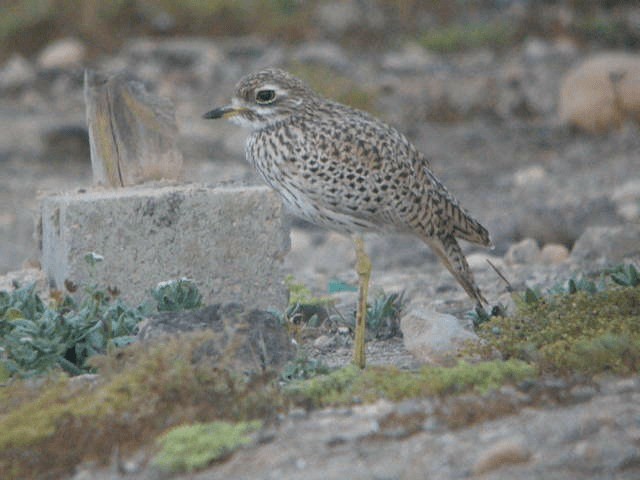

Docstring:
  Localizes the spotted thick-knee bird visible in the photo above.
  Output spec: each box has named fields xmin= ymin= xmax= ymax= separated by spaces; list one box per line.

xmin=204 ymin=68 xmax=492 ymax=368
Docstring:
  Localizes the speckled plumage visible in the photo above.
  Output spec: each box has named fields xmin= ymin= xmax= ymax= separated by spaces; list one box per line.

xmin=205 ymin=68 xmax=491 ymax=305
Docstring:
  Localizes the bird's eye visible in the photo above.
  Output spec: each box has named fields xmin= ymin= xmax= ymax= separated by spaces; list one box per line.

xmin=255 ymin=89 xmax=276 ymax=104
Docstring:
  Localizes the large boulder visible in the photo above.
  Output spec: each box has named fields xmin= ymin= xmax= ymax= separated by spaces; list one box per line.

xmin=138 ymin=303 xmax=296 ymax=374
xmin=559 ymin=53 xmax=640 ymax=133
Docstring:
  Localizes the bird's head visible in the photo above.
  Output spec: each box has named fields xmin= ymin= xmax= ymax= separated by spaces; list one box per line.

xmin=203 ymin=68 xmax=316 ymax=130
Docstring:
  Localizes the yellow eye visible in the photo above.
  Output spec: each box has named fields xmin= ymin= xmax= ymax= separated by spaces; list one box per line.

xmin=256 ymin=89 xmax=276 ymax=104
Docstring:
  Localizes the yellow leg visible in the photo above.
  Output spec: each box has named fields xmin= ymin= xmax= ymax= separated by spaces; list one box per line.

xmin=353 ymin=235 xmax=371 ymax=369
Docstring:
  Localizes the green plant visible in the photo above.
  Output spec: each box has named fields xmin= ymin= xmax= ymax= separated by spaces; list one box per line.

xmin=280 ymin=350 xmax=329 ymax=382
xmin=609 ymin=263 xmax=640 ymax=287
xmin=0 ymin=255 xmax=206 ymax=378
xmin=468 ymin=303 xmax=508 ymax=328
xmin=281 ymin=275 xmax=335 ymax=329
xmin=337 ymin=290 xmax=404 ymax=339
xmin=473 ymin=285 xmax=640 ymax=375
xmin=365 ymin=291 xmax=404 ymax=339
xmin=152 ymin=277 xmax=202 ymax=311
xmin=153 ymin=420 xmax=262 ymax=473
xmin=0 ymin=281 xmax=145 ymax=377
xmin=285 ymin=360 xmax=535 ymax=408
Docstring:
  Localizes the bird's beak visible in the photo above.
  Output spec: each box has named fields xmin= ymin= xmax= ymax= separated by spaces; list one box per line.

xmin=202 ymin=105 xmax=245 ymax=119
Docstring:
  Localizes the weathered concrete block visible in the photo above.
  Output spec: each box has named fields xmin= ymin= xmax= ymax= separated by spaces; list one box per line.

xmin=40 ymin=184 xmax=290 ymax=310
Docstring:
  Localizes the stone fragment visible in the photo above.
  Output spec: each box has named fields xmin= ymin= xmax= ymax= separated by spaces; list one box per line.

xmin=37 ymin=38 xmax=86 ymax=69
xmin=0 ymin=268 xmax=47 ymax=294
xmin=504 ymin=238 xmax=541 ymax=265
xmin=472 ymin=437 xmax=531 ymax=475
xmin=0 ymin=54 xmax=35 ymax=89
xmin=138 ymin=303 xmax=295 ymax=373
xmin=570 ymin=224 xmax=640 ymax=266
xmin=400 ymin=305 xmax=478 ymax=364
xmin=540 ymin=243 xmax=569 ymax=264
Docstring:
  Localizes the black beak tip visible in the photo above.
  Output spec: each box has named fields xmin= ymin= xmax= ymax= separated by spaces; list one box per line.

xmin=202 ymin=109 xmax=219 ymax=119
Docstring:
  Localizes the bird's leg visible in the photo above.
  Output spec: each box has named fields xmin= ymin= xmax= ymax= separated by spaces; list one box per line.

xmin=352 ymin=235 xmax=371 ymax=369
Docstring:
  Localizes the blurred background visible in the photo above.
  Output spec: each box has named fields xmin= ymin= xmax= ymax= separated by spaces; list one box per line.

xmin=0 ymin=0 xmax=639 ymax=284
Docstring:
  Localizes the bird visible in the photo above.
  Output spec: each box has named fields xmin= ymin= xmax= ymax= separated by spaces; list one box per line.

xmin=203 ymin=68 xmax=491 ymax=368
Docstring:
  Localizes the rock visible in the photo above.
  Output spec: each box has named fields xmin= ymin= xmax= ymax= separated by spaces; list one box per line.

xmin=570 ymin=224 xmax=640 ymax=266
xmin=0 ymin=268 xmax=47 ymax=294
xmin=611 ymin=179 xmax=640 ymax=222
xmin=124 ymin=38 xmax=224 ymax=82
xmin=540 ymin=243 xmax=569 ymax=264
xmin=505 ymin=238 xmax=541 ymax=265
xmin=472 ymin=436 xmax=531 ymax=475
xmin=512 ymin=165 xmax=547 ymax=188
xmin=292 ymin=42 xmax=350 ymax=71
xmin=0 ymin=54 xmax=35 ymax=89
xmin=512 ymin=197 xmax=620 ymax=247
xmin=400 ymin=306 xmax=478 ymax=364
xmin=523 ymin=38 xmax=553 ymax=60
xmin=138 ymin=303 xmax=296 ymax=373
xmin=465 ymin=250 xmax=498 ymax=267
xmin=315 ymin=0 xmax=383 ymax=34
xmin=37 ymin=38 xmax=87 ymax=69
xmin=313 ymin=334 xmax=336 ymax=350
xmin=381 ymin=43 xmax=434 ymax=73
xmin=559 ymin=53 xmax=640 ymax=133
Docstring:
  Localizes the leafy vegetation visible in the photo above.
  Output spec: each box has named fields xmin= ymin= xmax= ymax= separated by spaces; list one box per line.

xmin=152 ymin=277 xmax=202 ymax=312
xmin=0 ymin=281 xmax=144 ymax=377
xmin=471 ymin=264 xmax=640 ymax=375
xmin=280 ymin=350 xmax=330 ymax=382
xmin=0 ymin=257 xmax=205 ymax=378
xmin=283 ymin=276 xmax=404 ymax=340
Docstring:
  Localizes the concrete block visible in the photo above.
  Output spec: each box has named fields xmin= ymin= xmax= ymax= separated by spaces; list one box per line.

xmin=40 ymin=183 xmax=290 ymax=310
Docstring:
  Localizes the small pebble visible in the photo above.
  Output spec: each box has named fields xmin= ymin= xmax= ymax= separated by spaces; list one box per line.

xmin=472 ymin=437 xmax=531 ymax=475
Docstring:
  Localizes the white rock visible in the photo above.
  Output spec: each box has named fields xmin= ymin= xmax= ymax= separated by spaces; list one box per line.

xmin=400 ymin=306 xmax=478 ymax=364
xmin=540 ymin=243 xmax=569 ymax=265
xmin=37 ymin=37 xmax=86 ymax=69
xmin=0 ymin=268 xmax=47 ymax=295
xmin=0 ymin=54 xmax=35 ymax=88
xmin=505 ymin=238 xmax=541 ymax=265
xmin=382 ymin=43 xmax=435 ymax=72
xmin=524 ymin=38 xmax=552 ymax=60
xmin=513 ymin=165 xmax=547 ymax=188
xmin=466 ymin=253 xmax=504 ymax=271
xmin=612 ymin=179 xmax=640 ymax=221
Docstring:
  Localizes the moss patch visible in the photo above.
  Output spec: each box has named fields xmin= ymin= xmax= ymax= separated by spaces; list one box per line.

xmin=474 ymin=286 xmax=640 ymax=375
xmin=0 ymin=331 xmax=281 ymax=479
xmin=286 ymin=360 xmax=535 ymax=409
xmin=153 ymin=420 xmax=262 ymax=473
xmin=418 ymin=21 xmax=518 ymax=53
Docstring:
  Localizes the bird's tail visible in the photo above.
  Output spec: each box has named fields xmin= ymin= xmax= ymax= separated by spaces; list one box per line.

xmin=425 ymin=234 xmax=487 ymax=306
